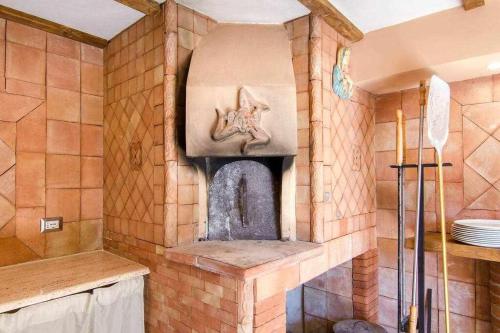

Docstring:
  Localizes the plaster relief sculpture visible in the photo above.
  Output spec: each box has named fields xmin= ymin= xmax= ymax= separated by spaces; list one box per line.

xmin=129 ymin=141 xmax=142 ymax=171
xmin=333 ymin=46 xmax=354 ymax=100
xmin=212 ymin=87 xmax=271 ymax=155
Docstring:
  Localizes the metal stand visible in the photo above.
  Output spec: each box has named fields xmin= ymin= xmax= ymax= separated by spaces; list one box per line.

xmin=390 ymin=163 xmax=452 ymax=333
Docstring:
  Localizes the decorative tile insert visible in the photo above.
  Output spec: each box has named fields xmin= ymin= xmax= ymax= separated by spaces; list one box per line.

xmin=463 ymin=103 xmax=500 ymax=211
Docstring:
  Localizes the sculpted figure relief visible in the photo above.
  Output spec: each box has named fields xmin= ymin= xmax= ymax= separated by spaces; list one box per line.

xmin=212 ymin=87 xmax=271 ymax=154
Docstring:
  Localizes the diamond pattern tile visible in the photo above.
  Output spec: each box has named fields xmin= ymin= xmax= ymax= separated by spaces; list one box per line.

xmin=329 ymin=95 xmax=376 ymax=221
xmin=104 ymin=89 xmax=156 ymax=228
xmin=463 ymin=105 xmax=500 ymax=211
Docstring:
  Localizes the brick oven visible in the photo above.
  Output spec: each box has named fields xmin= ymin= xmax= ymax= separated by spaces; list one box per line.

xmin=104 ymin=3 xmax=378 ymax=332
xmin=184 ymin=24 xmax=298 ymax=242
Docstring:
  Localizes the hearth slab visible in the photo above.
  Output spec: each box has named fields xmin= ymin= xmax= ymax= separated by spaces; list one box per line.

xmin=164 ymin=240 xmax=323 ymax=280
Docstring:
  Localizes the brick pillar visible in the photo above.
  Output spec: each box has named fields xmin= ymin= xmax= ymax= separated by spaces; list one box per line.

xmin=491 ymin=262 xmax=500 ymax=332
xmin=352 ymin=249 xmax=378 ymax=322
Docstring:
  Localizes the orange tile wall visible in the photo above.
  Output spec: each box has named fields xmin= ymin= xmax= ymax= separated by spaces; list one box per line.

xmin=286 ymin=16 xmax=378 ymax=332
xmin=375 ymin=76 xmax=500 ymax=332
xmin=0 ymin=19 xmax=104 ymax=259
xmin=103 ymin=8 xmax=165 ymax=245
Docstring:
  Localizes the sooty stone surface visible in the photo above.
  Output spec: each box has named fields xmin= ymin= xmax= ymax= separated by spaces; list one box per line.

xmin=333 ymin=320 xmax=387 ymax=333
xmin=208 ymin=159 xmax=280 ymax=240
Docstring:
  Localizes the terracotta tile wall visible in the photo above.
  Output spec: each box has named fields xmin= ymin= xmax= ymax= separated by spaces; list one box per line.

xmin=375 ymin=75 xmax=500 ymax=332
xmin=301 ymin=260 xmax=354 ymax=332
xmin=285 ymin=16 xmax=311 ymax=241
xmin=284 ymin=15 xmax=378 ymax=332
xmin=0 ymin=19 xmax=104 ymax=259
xmin=319 ymin=21 xmax=377 ymax=245
xmin=164 ymin=4 xmax=217 ymax=246
xmin=103 ymin=9 xmax=165 ymax=245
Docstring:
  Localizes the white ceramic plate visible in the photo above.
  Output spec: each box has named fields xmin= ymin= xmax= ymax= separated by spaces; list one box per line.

xmin=453 ymin=219 xmax=500 ymax=231
xmin=451 ymin=229 xmax=500 ymax=237
xmin=452 ymin=238 xmax=500 ymax=248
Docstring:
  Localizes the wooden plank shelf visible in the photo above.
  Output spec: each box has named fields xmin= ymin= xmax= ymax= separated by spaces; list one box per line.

xmin=406 ymin=232 xmax=500 ymax=263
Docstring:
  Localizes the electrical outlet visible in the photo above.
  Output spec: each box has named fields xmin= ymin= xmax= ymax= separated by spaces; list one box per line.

xmin=40 ymin=217 xmax=63 ymax=233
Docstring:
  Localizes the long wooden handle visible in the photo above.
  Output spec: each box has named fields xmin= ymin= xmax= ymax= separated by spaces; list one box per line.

xmin=437 ymin=154 xmax=451 ymax=333
xmin=408 ymin=305 xmax=418 ymax=333
xmin=419 ymin=80 xmax=427 ymax=106
xmin=396 ymin=109 xmax=406 ymax=165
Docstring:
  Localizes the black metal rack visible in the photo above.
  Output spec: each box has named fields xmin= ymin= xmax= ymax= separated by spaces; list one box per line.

xmin=390 ymin=162 xmax=452 ymax=333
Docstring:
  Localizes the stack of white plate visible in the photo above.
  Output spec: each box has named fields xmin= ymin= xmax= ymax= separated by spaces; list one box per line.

xmin=451 ymin=219 xmax=500 ymax=248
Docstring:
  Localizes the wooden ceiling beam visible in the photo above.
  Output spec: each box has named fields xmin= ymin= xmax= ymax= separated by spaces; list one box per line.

xmin=297 ymin=0 xmax=364 ymax=42
xmin=0 ymin=5 xmax=107 ymax=48
xmin=113 ymin=0 xmax=160 ymax=15
xmin=463 ymin=0 xmax=485 ymax=10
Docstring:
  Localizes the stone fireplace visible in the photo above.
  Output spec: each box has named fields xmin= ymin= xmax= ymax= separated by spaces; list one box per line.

xmin=185 ymin=23 xmax=298 ymax=241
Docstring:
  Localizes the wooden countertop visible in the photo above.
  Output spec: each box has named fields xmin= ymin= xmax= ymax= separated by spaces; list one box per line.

xmin=0 ymin=250 xmax=149 ymax=313
xmin=0 ymin=237 xmax=40 ymax=267
xmin=165 ymin=240 xmax=324 ymax=280
xmin=406 ymin=232 xmax=500 ymax=263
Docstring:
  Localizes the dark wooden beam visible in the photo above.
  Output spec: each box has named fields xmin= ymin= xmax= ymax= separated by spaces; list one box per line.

xmin=114 ymin=0 xmax=160 ymax=15
xmin=0 ymin=5 xmax=107 ymax=48
xmin=297 ymin=0 xmax=364 ymax=42
xmin=463 ymin=0 xmax=485 ymax=10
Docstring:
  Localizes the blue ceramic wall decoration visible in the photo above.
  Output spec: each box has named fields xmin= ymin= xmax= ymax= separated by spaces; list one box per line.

xmin=333 ymin=47 xmax=354 ymax=100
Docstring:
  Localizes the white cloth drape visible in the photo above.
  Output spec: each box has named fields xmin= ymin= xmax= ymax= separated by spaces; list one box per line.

xmin=92 ymin=276 xmax=145 ymax=333
xmin=0 ymin=276 xmax=145 ymax=333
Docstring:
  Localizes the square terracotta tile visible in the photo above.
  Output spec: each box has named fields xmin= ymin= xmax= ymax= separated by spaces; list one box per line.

xmin=6 ymin=22 xmax=46 ymax=50
xmin=375 ymin=92 xmax=402 ymax=123
xmin=81 ymin=188 xmax=103 ymax=219
xmin=81 ymin=44 xmax=103 ymax=66
xmin=47 ymin=33 xmax=80 ymax=59
xmin=6 ymin=79 xmax=45 ymax=99
xmin=16 ymin=152 xmax=45 ymax=207
xmin=80 ymin=219 xmax=103 ymax=251
xmin=45 ymin=221 xmax=80 ymax=257
xmin=47 ymin=53 xmax=80 ymax=91
xmin=81 ymin=94 xmax=103 ymax=125
xmin=450 ymin=76 xmax=493 ymax=105
xmin=47 ymin=120 xmax=80 ymax=155
xmin=81 ymin=62 xmax=103 ymax=96
xmin=81 ymin=156 xmax=103 ymax=188
xmin=46 ymin=188 xmax=81 ymax=222
xmin=81 ymin=124 xmax=103 ymax=156
xmin=16 ymin=207 xmax=46 ymax=256
xmin=16 ymin=103 xmax=46 ymax=153
xmin=6 ymin=42 xmax=45 ymax=84
xmin=46 ymin=154 xmax=80 ymax=188
xmin=47 ymin=87 xmax=80 ymax=122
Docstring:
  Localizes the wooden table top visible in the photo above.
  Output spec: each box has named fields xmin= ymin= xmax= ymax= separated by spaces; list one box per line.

xmin=406 ymin=232 xmax=500 ymax=263
xmin=0 ymin=250 xmax=149 ymax=313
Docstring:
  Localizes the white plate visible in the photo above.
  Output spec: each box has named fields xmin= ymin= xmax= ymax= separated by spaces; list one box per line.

xmin=453 ymin=219 xmax=500 ymax=231
xmin=452 ymin=234 xmax=500 ymax=245
xmin=452 ymin=238 xmax=500 ymax=248
xmin=452 ymin=230 xmax=500 ymax=237
xmin=451 ymin=227 xmax=500 ymax=235
xmin=451 ymin=230 xmax=500 ymax=238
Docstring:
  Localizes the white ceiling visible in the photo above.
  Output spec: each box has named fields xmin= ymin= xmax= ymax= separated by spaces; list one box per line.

xmin=0 ymin=0 xmax=164 ymax=40
xmin=0 ymin=0 xmax=465 ymax=39
xmin=329 ymin=0 xmax=462 ymax=33
xmin=177 ymin=0 xmax=462 ymax=31
xmin=176 ymin=0 xmax=310 ymax=24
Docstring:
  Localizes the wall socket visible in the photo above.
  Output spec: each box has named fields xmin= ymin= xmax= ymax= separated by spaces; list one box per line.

xmin=40 ymin=217 xmax=63 ymax=233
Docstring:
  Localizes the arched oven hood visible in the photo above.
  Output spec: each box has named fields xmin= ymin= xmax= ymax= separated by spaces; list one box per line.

xmin=186 ymin=24 xmax=297 ymax=157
